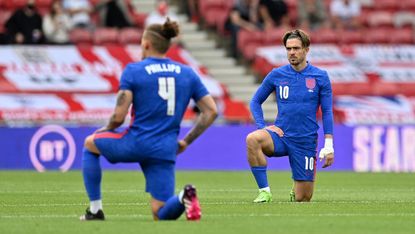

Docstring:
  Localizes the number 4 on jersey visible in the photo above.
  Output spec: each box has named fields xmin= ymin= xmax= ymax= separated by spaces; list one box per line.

xmin=158 ymin=77 xmax=175 ymax=116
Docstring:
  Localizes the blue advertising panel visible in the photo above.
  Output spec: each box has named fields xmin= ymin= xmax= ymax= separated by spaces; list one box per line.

xmin=0 ymin=124 xmax=414 ymax=172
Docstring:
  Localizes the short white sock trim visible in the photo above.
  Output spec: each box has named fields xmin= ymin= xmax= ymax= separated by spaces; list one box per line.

xmin=259 ymin=187 xmax=271 ymax=193
xmin=178 ymin=190 xmax=184 ymax=204
xmin=90 ymin=200 xmax=102 ymax=214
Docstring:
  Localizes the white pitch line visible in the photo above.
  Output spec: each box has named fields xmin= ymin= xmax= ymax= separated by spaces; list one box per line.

xmin=1 ymin=188 xmax=414 ymax=194
xmin=0 ymin=189 xmax=259 ymax=194
xmin=2 ymin=200 xmax=415 ymax=208
xmin=1 ymin=213 xmax=415 ymax=219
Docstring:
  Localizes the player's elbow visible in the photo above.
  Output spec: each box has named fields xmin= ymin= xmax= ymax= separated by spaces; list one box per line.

xmin=204 ymin=103 xmax=218 ymax=122
xmin=209 ymin=108 xmax=218 ymax=121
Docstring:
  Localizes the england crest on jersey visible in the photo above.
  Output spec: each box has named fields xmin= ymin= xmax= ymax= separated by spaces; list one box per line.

xmin=305 ymin=78 xmax=316 ymax=92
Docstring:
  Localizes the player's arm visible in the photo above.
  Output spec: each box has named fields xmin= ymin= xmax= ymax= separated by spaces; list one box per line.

xmin=318 ymin=72 xmax=334 ymax=168
xmin=96 ymin=90 xmax=133 ymax=132
xmin=250 ymin=73 xmax=275 ymax=129
xmin=178 ymin=95 xmax=217 ymax=154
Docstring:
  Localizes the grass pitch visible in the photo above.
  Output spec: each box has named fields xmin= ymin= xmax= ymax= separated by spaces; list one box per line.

xmin=1 ymin=171 xmax=414 ymax=234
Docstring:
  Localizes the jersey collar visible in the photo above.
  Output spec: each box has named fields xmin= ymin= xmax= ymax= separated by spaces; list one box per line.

xmin=289 ymin=61 xmax=311 ymax=74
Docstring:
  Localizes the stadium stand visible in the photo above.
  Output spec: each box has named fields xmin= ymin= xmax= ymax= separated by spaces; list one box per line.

xmin=118 ymin=28 xmax=143 ymax=45
xmin=69 ymin=28 xmax=93 ymax=45
xmin=93 ymin=28 xmax=119 ymax=45
xmin=1 ymin=0 xmax=415 ymax=124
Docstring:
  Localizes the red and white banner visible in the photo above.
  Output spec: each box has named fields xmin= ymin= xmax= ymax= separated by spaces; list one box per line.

xmin=334 ymin=95 xmax=415 ymax=124
xmin=255 ymin=44 xmax=415 ymax=84
xmin=0 ymin=45 xmax=249 ymax=124
xmin=0 ymin=45 xmax=224 ymax=96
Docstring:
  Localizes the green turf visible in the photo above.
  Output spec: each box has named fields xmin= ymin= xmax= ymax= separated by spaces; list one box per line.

xmin=1 ymin=171 xmax=414 ymax=234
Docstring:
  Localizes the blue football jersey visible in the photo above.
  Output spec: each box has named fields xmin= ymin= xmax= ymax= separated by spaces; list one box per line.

xmin=119 ymin=57 xmax=209 ymax=160
xmin=250 ymin=62 xmax=333 ymax=149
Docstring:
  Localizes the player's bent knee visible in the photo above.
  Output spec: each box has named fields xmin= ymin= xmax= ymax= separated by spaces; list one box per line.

xmin=84 ymin=135 xmax=95 ymax=151
xmin=295 ymin=193 xmax=313 ymax=202
xmin=246 ymin=131 xmax=264 ymax=146
xmin=246 ymin=133 xmax=258 ymax=147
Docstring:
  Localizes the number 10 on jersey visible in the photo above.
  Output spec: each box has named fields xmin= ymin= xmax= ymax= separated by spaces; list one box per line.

xmin=158 ymin=77 xmax=175 ymax=116
xmin=279 ymin=85 xmax=289 ymax=99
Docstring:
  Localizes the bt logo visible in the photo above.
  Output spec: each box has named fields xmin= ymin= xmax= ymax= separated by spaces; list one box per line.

xmin=29 ymin=125 xmax=76 ymax=172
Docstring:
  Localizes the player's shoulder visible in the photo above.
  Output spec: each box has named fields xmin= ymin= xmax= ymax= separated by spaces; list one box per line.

xmin=269 ymin=64 xmax=292 ymax=76
xmin=169 ymin=61 xmax=200 ymax=79
xmin=123 ymin=61 xmax=142 ymax=72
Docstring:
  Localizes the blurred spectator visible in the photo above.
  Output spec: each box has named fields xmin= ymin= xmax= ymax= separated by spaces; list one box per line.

xmin=95 ymin=0 xmax=134 ymax=28
xmin=43 ymin=0 xmax=72 ymax=44
xmin=186 ymin=0 xmax=199 ymax=22
xmin=225 ymin=0 xmax=261 ymax=58
xmin=298 ymin=0 xmax=330 ymax=30
xmin=5 ymin=0 xmax=44 ymax=44
xmin=330 ymin=0 xmax=361 ymax=30
xmin=259 ymin=0 xmax=290 ymax=30
xmin=63 ymin=0 xmax=93 ymax=28
xmin=145 ymin=0 xmax=179 ymax=27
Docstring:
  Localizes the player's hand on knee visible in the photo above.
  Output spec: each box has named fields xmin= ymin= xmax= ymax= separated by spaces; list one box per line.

xmin=265 ymin=125 xmax=284 ymax=137
xmin=177 ymin=140 xmax=188 ymax=155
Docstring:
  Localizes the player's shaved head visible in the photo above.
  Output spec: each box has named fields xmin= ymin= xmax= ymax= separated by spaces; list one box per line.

xmin=143 ymin=18 xmax=180 ymax=54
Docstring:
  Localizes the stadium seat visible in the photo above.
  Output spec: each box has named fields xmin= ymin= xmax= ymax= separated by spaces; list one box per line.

xmin=373 ymin=0 xmax=399 ymax=11
xmin=241 ymin=43 xmax=262 ymax=61
xmin=199 ymin=0 xmax=233 ymax=13
xmin=372 ymin=82 xmax=400 ymax=96
xmin=388 ymin=28 xmax=414 ymax=44
xmin=118 ymin=28 xmax=143 ymax=45
xmin=37 ymin=7 xmax=49 ymax=16
xmin=199 ymin=0 xmax=234 ymax=28
xmin=89 ymin=0 xmax=101 ymax=6
xmin=253 ymin=56 xmax=274 ymax=78
xmin=263 ymin=28 xmax=285 ymax=45
xmin=35 ymin=0 xmax=52 ymax=8
xmin=215 ymin=9 xmax=231 ymax=35
xmin=93 ymin=28 xmax=119 ymax=45
xmin=223 ymin=98 xmax=251 ymax=122
xmin=363 ymin=28 xmax=389 ymax=44
xmin=285 ymin=0 xmax=297 ymax=9
xmin=69 ymin=29 xmax=93 ymax=45
xmin=237 ymin=30 xmax=264 ymax=61
xmin=396 ymin=83 xmax=415 ymax=96
xmin=0 ymin=10 xmax=12 ymax=30
xmin=359 ymin=9 xmax=371 ymax=27
xmin=310 ymin=28 xmax=338 ymax=44
xmin=338 ymin=30 xmax=363 ymax=44
xmin=237 ymin=30 xmax=263 ymax=52
xmin=132 ymin=13 xmax=147 ymax=29
xmin=367 ymin=11 xmax=394 ymax=28
xmin=204 ymin=8 xmax=223 ymax=27
xmin=2 ymin=0 xmax=26 ymax=9
xmin=399 ymin=0 xmax=415 ymax=11
xmin=393 ymin=12 xmax=415 ymax=28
